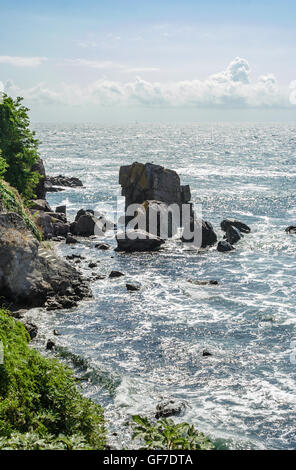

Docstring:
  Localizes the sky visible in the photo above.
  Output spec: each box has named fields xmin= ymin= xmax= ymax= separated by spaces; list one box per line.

xmin=0 ymin=0 xmax=296 ymax=122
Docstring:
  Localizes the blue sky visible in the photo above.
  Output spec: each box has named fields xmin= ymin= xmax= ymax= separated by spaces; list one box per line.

xmin=0 ymin=0 xmax=295 ymax=122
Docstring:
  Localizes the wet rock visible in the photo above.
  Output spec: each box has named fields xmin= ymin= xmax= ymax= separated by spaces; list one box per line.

xmin=47 ymin=175 xmax=83 ymax=188
xmin=188 ymin=279 xmax=219 ymax=286
xmin=75 ymin=209 xmax=94 ymax=221
xmin=24 ymin=322 xmax=38 ymax=340
xmin=155 ymin=399 xmax=187 ymax=419
xmin=182 ymin=219 xmax=217 ymax=248
xmin=221 ymin=219 xmax=251 ymax=234
xmin=225 ymin=225 xmax=242 ymax=245
xmin=109 ymin=271 xmax=125 ymax=278
xmin=56 ymin=205 xmax=66 ymax=215
xmin=35 ymin=211 xmax=54 ymax=240
xmin=66 ymin=234 xmax=79 ymax=244
xmin=95 ymin=243 xmax=111 ymax=250
xmin=126 ymin=283 xmax=141 ymax=291
xmin=217 ymin=240 xmax=235 ymax=252
xmin=116 ymin=229 xmax=165 ymax=252
xmin=46 ymin=339 xmax=55 ymax=351
xmin=29 ymin=199 xmax=52 ymax=213
xmin=53 ymin=330 xmax=60 ymax=336
xmin=285 ymin=225 xmax=296 ymax=234
xmin=44 ymin=181 xmax=65 ymax=192
xmin=93 ymin=274 xmax=106 ymax=280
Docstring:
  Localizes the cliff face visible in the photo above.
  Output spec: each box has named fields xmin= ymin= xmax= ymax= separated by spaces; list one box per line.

xmin=0 ymin=212 xmax=90 ymax=308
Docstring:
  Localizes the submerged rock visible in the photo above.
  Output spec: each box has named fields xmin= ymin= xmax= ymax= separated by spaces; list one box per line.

xmin=95 ymin=243 xmax=111 ymax=250
xmin=188 ymin=279 xmax=219 ymax=286
xmin=66 ymin=234 xmax=79 ymax=244
xmin=285 ymin=225 xmax=296 ymax=234
xmin=221 ymin=219 xmax=251 ymax=234
xmin=115 ymin=229 xmax=165 ymax=252
xmin=126 ymin=283 xmax=141 ymax=291
xmin=217 ymin=240 xmax=235 ymax=252
xmin=202 ymin=350 xmax=213 ymax=357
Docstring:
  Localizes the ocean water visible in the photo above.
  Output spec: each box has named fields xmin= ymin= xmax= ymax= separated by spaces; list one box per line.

xmin=27 ymin=123 xmax=296 ymax=449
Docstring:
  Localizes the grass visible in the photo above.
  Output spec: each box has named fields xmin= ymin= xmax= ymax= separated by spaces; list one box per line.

xmin=0 ymin=180 xmax=42 ymax=240
xmin=0 ymin=309 xmax=106 ymax=450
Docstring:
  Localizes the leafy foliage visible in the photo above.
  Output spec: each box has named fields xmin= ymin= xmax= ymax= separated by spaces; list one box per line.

xmin=0 ymin=94 xmax=40 ymax=200
xmin=0 ymin=310 xmax=106 ymax=450
xmin=0 ymin=180 xmax=42 ymax=240
xmin=0 ymin=151 xmax=8 ymax=179
xmin=132 ymin=415 xmax=215 ymax=450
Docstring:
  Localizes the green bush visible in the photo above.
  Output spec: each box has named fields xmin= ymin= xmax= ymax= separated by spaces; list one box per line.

xmin=0 ymin=310 xmax=106 ymax=450
xmin=0 ymin=94 xmax=40 ymax=200
xmin=132 ymin=415 xmax=215 ymax=450
xmin=0 ymin=180 xmax=42 ymax=240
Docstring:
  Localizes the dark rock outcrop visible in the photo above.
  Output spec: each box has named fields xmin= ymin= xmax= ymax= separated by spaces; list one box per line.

xmin=109 ymin=271 xmax=125 ymax=278
xmin=47 ymin=175 xmax=83 ymax=188
xmin=188 ymin=279 xmax=219 ymax=286
xmin=217 ymin=240 xmax=235 ymax=252
xmin=126 ymin=283 xmax=141 ymax=291
xmin=30 ymin=199 xmax=52 ymax=213
xmin=0 ymin=212 xmax=90 ymax=308
xmin=221 ymin=219 xmax=251 ymax=234
xmin=182 ymin=218 xmax=217 ymax=248
xmin=119 ymin=162 xmax=191 ymax=209
xmin=225 ymin=225 xmax=242 ymax=245
xmin=115 ymin=229 xmax=165 ymax=252
xmin=56 ymin=205 xmax=67 ymax=215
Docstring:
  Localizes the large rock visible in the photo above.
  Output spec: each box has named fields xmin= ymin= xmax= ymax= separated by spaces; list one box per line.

xmin=115 ymin=229 xmax=165 ymax=252
xmin=71 ymin=209 xmax=114 ymax=236
xmin=217 ymin=240 xmax=235 ymax=252
xmin=30 ymin=199 xmax=52 ymax=213
xmin=285 ymin=225 xmax=296 ymax=234
xmin=225 ymin=225 xmax=242 ymax=245
xmin=133 ymin=200 xmax=179 ymax=239
xmin=182 ymin=218 xmax=217 ymax=248
xmin=0 ymin=212 xmax=91 ymax=307
xmin=119 ymin=162 xmax=191 ymax=210
xmin=221 ymin=219 xmax=251 ymax=234
xmin=32 ymin=158 xmax=47 ymax=199
xmin=35 ymin=211 xmax=54 ymax=240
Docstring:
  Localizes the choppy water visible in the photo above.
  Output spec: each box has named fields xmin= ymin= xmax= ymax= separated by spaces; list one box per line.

xmin=26 ymin=123 xmax=296 ymax=449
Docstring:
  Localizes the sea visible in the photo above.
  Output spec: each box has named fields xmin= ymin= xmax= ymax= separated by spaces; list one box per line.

xmin=25 ymin=122 xmax=296 ymax=450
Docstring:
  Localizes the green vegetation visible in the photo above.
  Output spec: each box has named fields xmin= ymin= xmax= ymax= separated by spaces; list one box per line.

xmin=132 ymin=415 xmax=215 ymax=450
xmin=0 ymin=94 xmax=40 ymax=200
xmin=0 ymin=180 xmax=42 ymax=240
xmin=0 ymin=310 xmax=106 ymax=450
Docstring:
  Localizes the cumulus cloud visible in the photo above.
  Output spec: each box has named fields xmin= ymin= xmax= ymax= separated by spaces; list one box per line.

xmin=0 ymin=56 xmax=47 ymax=67
xmin=1 ymin=57 xmax=290 ymax=108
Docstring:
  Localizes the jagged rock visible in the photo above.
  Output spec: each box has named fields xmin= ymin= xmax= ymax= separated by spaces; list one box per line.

xmin=225 ymin=225 xmax=242 ymax=245
xmin=44 ymin=181 xmax=65 ymax=192
xmin=217 ymin=240 xmax=235 ymax=252
xmin=221 ymin=219 xmax=251 ymax=234
xmin=47 ymin=175 xmax=83 ymax=188
xmin=30 ymin=199 xmax=52 ymax=213
xmin=109 ymin=271 xmax=125 ymax=278
xmin=155 ymin=399 xmax=187 ymax=419
xmin=285 ymin=225 xmax=296 ymax=234
xmin=46 ymin=212 xmax=67 ymax=223
xmin=115 ymin=229 xmax=165 ymax=252
xmin=88 ymin=262 xmax=97 ymax=268
xmin=56 ymin=205 xmax=66 ymax=215
xmin=71 ymin=213 xmax=98 ymax=236
xmin=0 ymin=212 xmax=90 ymax=308
xmin=188 ymin=279 xmax=219 ymax=286
xmin=32 ymin=158 xmax=47 ymax=199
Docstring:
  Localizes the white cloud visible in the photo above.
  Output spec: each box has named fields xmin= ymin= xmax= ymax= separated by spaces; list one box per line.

xmin=2 ymin=57 xmax=290 ymax=108
xmin=0 ymin=56 xmax=47 ymax=67
xmin=122 ymin=67 xmax=160 ymax=73
xmin=65 ymin=59 xmax=120 ymax=69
